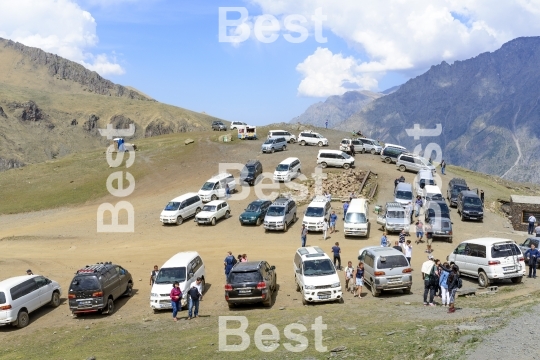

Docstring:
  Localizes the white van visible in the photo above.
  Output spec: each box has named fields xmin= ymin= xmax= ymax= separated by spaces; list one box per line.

xmin=293 ymin=247 xmax=343 ymax=305
xmin=198 ymin=173 xmax=236 ymax=202
xmin=150 ymin=251 xmax=206 ymax=310
xmin=394 ymin=182 xmax=414 ymax=206
xmin=160 ymin=193 xmax=203 ymax=225
xmin=344 ymin=198 xmax=370 ymax=237
xmin=0 ymin=275 xmax=62 ymax=328
xmin=414 ymin=169 xmax=436 ymax=196
xmin=273 ymin=157 xmax=301 ymax=182
xmin=317 ymin=149 xmax=355 ymax=169
xmin=302 ymin=196 xmax=331 ymax=231
xmin=268 ymin=130 xmax=296 ymax=143
xmin=423 ymin=185 xmax=443 ymax=202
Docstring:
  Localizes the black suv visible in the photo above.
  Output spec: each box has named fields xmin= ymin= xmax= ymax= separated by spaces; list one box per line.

xmin=225 ymin=261 xmax=277 ymax=308
xmin=240 ymin=159 xmax=263 ymax=186
xmin=212 ymin=121 xmax=227 ymax=131
xmin=381 ymin=146 xmax=406 ymax=164
xmin=425 ymin=200 xmax=451 ymax=222
xmin=457 ymin=190 xmax=484 ymax=221
xmin=447 ymin=178 xmax=468 ymax=207
xmin=68 ymin=262 xmax=133 ymax=316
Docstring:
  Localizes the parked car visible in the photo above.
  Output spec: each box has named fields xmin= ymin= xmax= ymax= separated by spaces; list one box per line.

xmin=447 ymin=178 xmax=468 ymax=207
xmin=414 ymin=169 xmax=436 ymax=196
xmin=425 ymin=200 xmax=450 ymax=222
xmin=268 ymin=130 xmax=296 ymax=143
xmin=195 ymin=200 xmax=230 ymax=226
xmin=519 ymin=238 xmax=540 ymax=268
xmin=343 ymin=198 xmax=370 ymax=237
xmin=298 ymin=131 xmax=328 ymax=147
xmin=457 ymin=190 xmax=484 ymax=221
xmin=230 ymin=121 xmax=247 ymax=130
xmin=261 ymin=137 xmax=287 ymax=153
xmin=68 ymin=262 xmax=133 ymax=316
xmin=396 ymin=153 xmax=436 ymax=173
xmin=302 ymin=195 xmax=332 ymax=232
xmin=160 ymin=192 xmax=203 ymax=225
xmin=376 ymin=202 xmax=410 ymax=233
xmin=273 ymin=157 xmax=301 ymax=182
xmin=394 ymin=182 xmax=414 ymax=206
xmin=358 ymin=138 xmax=383 ymax=154
xmin=225 ymin=261 xmax=277 ymax=308
xmin=317 ymin=149 xmax=354 ymax=169
xmin=428 ymin=216 xmax=453 ymax=243
xmin=240 ymin=159 xmax=263 ymax=186
xmin=0 ymin=275 xmax=61 ymax=328
xmin=239 ymin=199 xmax=272 ymax=226
xmin=212 ymin=121 xmax=227 ymax=131
xmin=198 ymin=173 xmax=236 ymax=202
xmin=339 ymin=138 xmax=363 ymax=154
xmin=263 ymin=197 xmax=297 ymax=232
xmin=447 ymin=238 xmax=525 ymax=287
xmin=358 ymin=246 xmax=413 ymax=297
xmin=380 ymin=145 xmax=407 ymax=164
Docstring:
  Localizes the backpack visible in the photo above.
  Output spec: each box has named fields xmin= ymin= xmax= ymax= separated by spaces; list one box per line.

xmin=428 ymin=265 xmax=439 ymax=287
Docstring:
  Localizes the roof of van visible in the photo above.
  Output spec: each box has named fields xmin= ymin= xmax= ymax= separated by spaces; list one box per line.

xmin=207 ymin=173 xmax=233 ymax=181
xmin=307 ymin=196 xmax=329 ymax=207
xmin=386 ymin=202 xmax=404 ymax=209
xmin=170 ymin=192 xmax=200 ymax=202
xmin=269 ymin=129 xmax=287 ymax=132
xmin=279 ymin=157 xmax=300 ymax=164
xmin=358 ymin=246 xmax=406 ymax=257
xmin=348 ymin=198 xmax=367 ymax=210
xmin=395 ymin=182 xmax=413 ymax=190
xmin=460 ymin=238 xmax=515 ymax=246
xmin=318 ymin=149 xmax=345 ymax=154
xmin=161 ymin=251 xmax=200 ymax=268
xmin=0 ymin=275 xmax=39 ymax=289
xmin=296 ymin=246 xmax=329 ymax=258
xmin=424 ymin=185 xmax=442 ymax=193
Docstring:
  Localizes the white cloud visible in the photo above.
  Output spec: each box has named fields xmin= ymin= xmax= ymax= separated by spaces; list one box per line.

xmin=251 ymin=0 xmax=540 ymax=96
xmin=0 ymin=0 xmax=124 ymax=76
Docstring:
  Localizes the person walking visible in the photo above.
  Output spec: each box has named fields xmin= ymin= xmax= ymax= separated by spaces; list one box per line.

xmin=415 ymin=220 xmax=424 ymax=244
xmin=329 ymin=211 xmax=337 ymax=234
xmin=529 ymin=215 xmax=537 ymax=235
xmin=225 ymin=183 xmax=231 ymax=199
xmin=322 ymin=220 xmax=329 ymax=240
xmin=447 ymin=264 xmax=461 ymax=313
xmin=224 ymin=251 xmax=236 ymax=280
xmin=439 ymin=262 xmax=451 ymax=306
xmin=301 ymin=224 xmax=308 ymax=247
xmin=425 ymin=221 xmax=433 ymax=253
xmin=440 ymin=159 xmax=446 ymax=175
xmin=398 ymin=228 xmax=406 ymax=248
xmin=332 ymin=242 xmax=341 ymax=270
xmin=241 ymin=254 xmax=248 ymax=262
xmin=343 ymin=201 xmax=349 ymax=220
xmin=354 ymin=262 xmax=365 ymax=298
xmin=525 ymin=244 xmax=540 ymax=278
xmin=415 ymin=196 xmax=423 ymax=217
xmin=325 ymin=119 xmax=328 ymax=129
xmin=150 ymin=265 xmax=159 ymax=286
xmin=404 ymin=202 xmax=413 ymax=224
xmin=421 ymin=255 xmax=436 ymax=306
xmin=170 ymin=281 xmax=182 ymax=321
xmin=404 ymin=240 xmax=412 ymax=265
xmin=380 ymin=231 xmax=389 ymax=247
xmin=187 ymin=278 xmax=203 ymax=320
xmin=350 ymin=143 xmax=355 ymax=157
xmin=345 ymin=261 xmax=355 ymax=293
xmin=536 ymin=223 xmax=540 ymax=237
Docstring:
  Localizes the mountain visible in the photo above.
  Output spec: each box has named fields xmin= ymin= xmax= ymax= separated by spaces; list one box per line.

xmin=0 ymin=38 xmax=224 ymax=171
xmin=381 ymin=85 xmax=401 ymax=95
xmin=290 ymin=90 xmax=383 ymax=128
xmin=338 ymin=37 xmax=540 ymax=184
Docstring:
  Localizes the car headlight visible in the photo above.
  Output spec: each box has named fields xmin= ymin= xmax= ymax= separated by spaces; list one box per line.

xmin=277 ymin=221 xmax=284 ymax=224
xmin=331 ymin=282 xmax=340 ymax=288
xmin=478 ymin=212 xmax=484 ymax=215
xmin=304 ymin=285 xmax=315 ymax=290
xmin=250 ymin=216 xmax=257 ymax=220
xmin=463 ymin=210 xmax=470 ymax=214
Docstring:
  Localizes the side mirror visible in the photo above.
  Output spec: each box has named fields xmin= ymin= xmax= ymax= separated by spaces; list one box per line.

xmin=189 ymin=272 xmax=194 ymax=278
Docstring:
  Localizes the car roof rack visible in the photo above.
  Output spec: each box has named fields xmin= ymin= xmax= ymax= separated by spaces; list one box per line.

xmin=76 ymin=262 xmax=113 ymax=274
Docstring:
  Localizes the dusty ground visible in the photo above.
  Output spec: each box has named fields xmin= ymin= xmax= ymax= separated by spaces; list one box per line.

xmin=0 ymin=129 xmax=538 ymax=359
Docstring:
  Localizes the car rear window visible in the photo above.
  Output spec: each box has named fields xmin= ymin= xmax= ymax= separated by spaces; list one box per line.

xmin=228 ymin=270 xmax=261 ymax=283
xmin=491 ymin=243 xmax=521 ymax=258
xmin=0 ymin=292 xmax=6 ymax=304
xmin=377 ymin=255 xmax=409 ymax=269
xmin=70 ymin=276 xmax=100 ymax=291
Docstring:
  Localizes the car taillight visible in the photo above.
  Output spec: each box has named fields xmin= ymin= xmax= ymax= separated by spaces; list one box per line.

xmin=257 ymin=282 xmax=266 ymax=290
xmin=92 ymin=291 xmax=103 ymax=297
xmin=68 ymin=294 xmax=76 ymax=299
xmin=448 ymin=231 xmax=452 ymax=235
xmin=402 ymin=268 xmax=413 ymax=273
xmin=488 ymin=260 xmax=500 ymax=265
xmin=224 ymin=284 xmax=233 ymax=291
xmin=519 ymin=257 xmax=524 ymax=262
xmin=0 ymin=305 xmax=11 ymax=310
xmin=374 ymin=271 xmax=386 ymax=276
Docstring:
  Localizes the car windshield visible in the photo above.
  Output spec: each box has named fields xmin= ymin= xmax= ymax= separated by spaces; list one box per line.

xmin=246 ymin=203 xmax=261 ymax=212
xmin=228 ymin=270 xmax=261 ymax=284
xmin=345 ymin=212 xmax=367 ymax=223
xmin=420 ymin=179 xmax=435 ymax=186
xmin=264 ymin=139 xmax=274 ymax=145
xmin=303 ymin=259 xmax=336 ymax=276
xmin=387 ymin=211 xmax=405 ymax=219
xmin=427 ymin=194 xmax=444 ymax=201
xmin=202 ymin=205 xmax=216 ymax=212
xmin=245 ymin=166 xmax=255 ymax=174
xmin=155 ymin=267 xmax=187 ymax=284
xmin=0 ymin=292 xmax=5 ymax=304
xmin=465 ymin=197 xmax=483 ymax=206
xmin=70 ymin=276 xmax=100 ymax=291
xmin=452 ymin=185 xmax=467 ymax=195
xmin=305 ymin=207 xmax=324 ymax=217
xmin=164 ymin=202 xmax=180 ymax=211
xmin=396 ymin=191 xmax=412 ymax=200
xmin=377 ymin=255 xmax=409 ymax=269
xmin=491 ymin=244 xmax=521 ymax=258
xmin=276 ymin=164 xmax=289 ymax=171
xmin=266 ymin=206 xmax=285 ymax=216
xmin=201 ymin=182 xmax=215 ymax=191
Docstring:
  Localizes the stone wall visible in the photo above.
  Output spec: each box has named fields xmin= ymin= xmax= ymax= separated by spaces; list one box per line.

xmin=508 ymin=202 xmax=540 ymax=231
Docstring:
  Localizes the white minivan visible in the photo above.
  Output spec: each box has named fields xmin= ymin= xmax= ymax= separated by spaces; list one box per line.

xmin=268 ymin=130 xmax=296 ymax=143
xmin=422 ymin=185 xmax=443 ymax=202
xmin=294 ymin=247 xmax=343 ymax=305
xmin=0 ymin=275 xmax=62 ymax=328
xmin=160 ymin=192 xmax=203 ymax=225
xmin=344 ymin=198 xmax=370 ymax=237
xmin=273 ymin=157 xmax=301 ymax=182
xmin=150 ymin=251 xmax=206 ymax=311
xmin=302 ymin=196 xmax=331 ymax=231
xmin=317 ymin=149 xmax=355 ymax=169
xmin=414 ymin=169 xmax=436 ymax=196
xmin=198 ymin=173 xmax=236 ymax=202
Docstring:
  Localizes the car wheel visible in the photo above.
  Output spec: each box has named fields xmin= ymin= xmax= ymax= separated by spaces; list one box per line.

xmin=50 ymin=291 xmax=61 ymax=307
xmin=371 ymin=149 xmax=376 ymax=155
xmin=282 ymin=145 xmax=287 ymax=151
xmin=176 ymin=216 xmax=183 ymax=225
xmin=104 ymin=298 xmax=114 ymax=315
xmin=478 ymin=271 xmax=490 ymax=288
xmin=384 ymin=157 xmax=392 ymax=164
xmin=211 ymin=194 xmax=217 ymax=201
xmin=300 ymin=140 xmax=306 ymax=146
xmin=371 ymin=283 xmax=380 ymax=297
xmin=225 ymin=210 xmax=230 ymax=219
xmin=293 ymin=213 xmax=297 ymax=223
xmin=343 ymin=163 xmax=350 ymax=170
xmin=318 ymin=141 xmax=323 ymax=147
xmin=399 ymin=165 xmax=406 ymax=172
xmin=195 ymin=207 xmax=201 ymax=215
xmin=211 ymin=218 xmax=216 ymax=226
xmin=125 ymin=283 xmax=133 ymax=297
xmin=302 ymin=292 xmax=307 ymax=305
xmin=256 ymin=217 xmax=262 ymax=226
xmin=283 ymin=222 xmax=288 ymax=232
xmin=228 ymin=302 xmax=235 ymax=309
xmin=263 ymin=289 xmax=273 ymax=307
xmin=511 ymin=276 xmax=523 ymax=284
xmin=403 ymin=287 xmax=411 ymax=294
xmin=290 ymin=138 xmax=296 ymax=143
xmin=296 ymin=280 xmax=301 ymax=292
xmin=320 ymin=162 xmax=327 ymax=168
xmin=271 ymin=148 xmax=275 ymax=153
xmin=16 ymin=310 xmax=29 ymax=328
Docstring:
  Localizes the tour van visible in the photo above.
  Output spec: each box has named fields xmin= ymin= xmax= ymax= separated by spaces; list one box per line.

xmin=302 ymin=196 xmax=331 ymax=232
xmin=159 ymin=193 xmax=203 ymax=225
xmin=376 ymin=202 xmax=410 ymax=233
xmin=198 ymin=173 xmax=236 ymax=202
xmin=293 ymin=247 xmax=343 ymax=305
xmin=422 ymin=185 xmax=444 ymax=202
xmin=273 ymin=157 xmax=301 ymax=182
xmin=414 ymin=169 xmax=436 ymax=196
xmin=344 ymin=198 xmax=370 ymax=237
xmin=150 ymin=252 xmax=206 ymax=311
xmin=317 ymin=149 xmax=355 ymax=169
xmin=394 ymin=182 xmax=414 ymax=206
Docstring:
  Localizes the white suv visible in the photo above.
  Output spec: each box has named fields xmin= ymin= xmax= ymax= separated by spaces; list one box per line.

xmin=230 ymin=121 xmax=247 ymax=130
xmin=302 ymin=196 xmax=331 ymax=231
xmin=396 ymin=153 xmax=436 ymax=174
xmin=298 ymin=131 xmax=328 ymax=147
xmin=195 ymin=200 xmax=230 ymax=226
xmin=268 ymin=130 xmax=297 ymax=143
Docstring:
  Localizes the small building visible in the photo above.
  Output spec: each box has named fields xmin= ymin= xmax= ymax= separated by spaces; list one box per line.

xmin=508 ymin=195 xmax=540 ymax=231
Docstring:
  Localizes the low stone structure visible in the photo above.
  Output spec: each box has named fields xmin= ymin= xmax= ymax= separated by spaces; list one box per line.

xmin=507 ymin=195 xmax=540 ymax=231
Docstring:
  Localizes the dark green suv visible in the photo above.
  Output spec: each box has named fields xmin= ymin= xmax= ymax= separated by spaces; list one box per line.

xmin=239 ymin=199 xmax=272 ymax=226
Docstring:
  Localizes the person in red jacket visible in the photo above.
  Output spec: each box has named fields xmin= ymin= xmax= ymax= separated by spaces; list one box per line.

xmin=170 ymin=281 xmax=182 ymax=321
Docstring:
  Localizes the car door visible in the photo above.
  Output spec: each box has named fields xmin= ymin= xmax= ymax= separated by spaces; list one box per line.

xmin=116 ymin=266 xmax=129 ymax=296
xmin=452 ymin=243 xmax=470 ymax=276
xmin=106 ymin=269 xmax=121 ymax=299
xmin=34 ymin=276 xmax=52 ymax=306
xmin=376 ymin=210 xmax=386 ymax=226
xmin=15 ymin=279 xmax=41 ymax=313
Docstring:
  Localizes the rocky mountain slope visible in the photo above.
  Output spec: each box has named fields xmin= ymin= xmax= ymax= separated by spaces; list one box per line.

xmin=0 ymin=38 xmax=224 ymax=171
xmin=338 ymin=37 xmax=540 ymax=184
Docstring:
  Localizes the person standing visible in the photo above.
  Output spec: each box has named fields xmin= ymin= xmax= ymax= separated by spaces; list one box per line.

xmin=404 ymin=240 xmax=412 ymax=265
xmin=332 ymin=242 xmax=341 ymax=270
xmin=425 ymin=221 xmax=433 ymax=253
xmin=150 ymin=265 xmax=159 ymax=286
xmin=224 ymin=251 xmax=236 ymax=280
xmin=170 ymin=282 xmax=182 ymax=322
xmin=345 ymin=261 xmax=355 ymax=293
xmin=343 ymin=201 xmax=349 ymax=220
xmin=225 ymin=183 xmax=231 ymax=199
xmin=480 ymin=190 xmax=484 ymax=204
xmin=415 ymin=196 xmax=423 ymax=217
xmin=404 ymin=202 xmax=413 ymax=224
xmin=440 ymin=159 xmax=446 ymax=175
xmin=301 ymin=224 xmax=308 ymax=247
xmin=354 ymin=262 xmax=365 ymax=298
xmin=329 ymin=211 xmax=337 ymax=234
xmin=350 ymin=143 xmax=355 ymax=157
xmin=447 ymin=265 xmax=461 ymax=313
xmin=439 ymin=262 xmax=451 ymax=306
xmin=525 ymin=244 xmax=540 ymax=278
xmin=415 ymin=220 xmax=424 ymax=244
xmin=325 ymin=192 xmax=332 ymax=202
xmin=393 ymin=241 xmax=403 ymax=253
xmin=26 ymin=269 xmax=33 ymax=275
xmin=380 ymin=231 xmax=389 ymax=247
xmin=322 ymin=220 xmax=329 ymax=240
xmin=528 ymin=215 xmax=537 ymax=235
xmin=187 ymin=278 xmax=203 ymax=320
xmin=241 ymin=254 xmax=248 ymax=262
xmin=433 ymin=259 xmax=441 ymax=297
xmin=325 ymin=119 xmax=328 ymax=129
xmin=398 ymin=229 xmax=406 ymax=248
xmin=421 ymin=255 xmax=436 ymax=306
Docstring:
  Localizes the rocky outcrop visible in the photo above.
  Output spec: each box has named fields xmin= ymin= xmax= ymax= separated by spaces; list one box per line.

xmin=0 ymin=106 xmax=6 ymax=118
xmin=83 ymin=114 xmax=99 ymax=132
xmin=70 ymin=119 xmax=78 ymax=126
xmin=9 ymin=101 xmax=45 ymax=121
xmin=144 ymin=120 xmax=175 ymax=137
xmin=0 ymin=158 xmax=24 ymax=171
xmin=109 ymin=114 xmax=135 ymax=131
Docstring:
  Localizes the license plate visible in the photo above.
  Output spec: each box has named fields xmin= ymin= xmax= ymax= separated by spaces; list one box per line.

xmin=238 ymin=289 xmax=251 ymax=294
xmin=309 ymin=227 xmax=316 ymax=230
xmin=78 ymin=300 xmax=92 ymax=305
xmin=504 ymin=267 xmax=515 ymax=271
xmin=469 ymin=217 xmax=477 ymax=220
xmin=318 ymin=295 xmax=330 ymax=299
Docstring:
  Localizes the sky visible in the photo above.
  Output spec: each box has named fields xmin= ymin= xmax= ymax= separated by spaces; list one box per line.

xmin=1 ymin=0 xmax=540 ymax=125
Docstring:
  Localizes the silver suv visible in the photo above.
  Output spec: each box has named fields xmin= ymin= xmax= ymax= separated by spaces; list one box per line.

xmin=376 ymin=202 xmax=410 ymax=233
xmin=396 ymin=153 xmax=436 ymax=173
xmin=358 ymin=246 xmax=413 ymax=297
xmin=298 ymin=131 xmax=328 ymax=147
xmin=261 ymin=137 xmax=287 ymax=153
xmin=263 ymin=197 xmax=297 ymax=232
xmin=358 ymin=138 xmax=383 ymax=154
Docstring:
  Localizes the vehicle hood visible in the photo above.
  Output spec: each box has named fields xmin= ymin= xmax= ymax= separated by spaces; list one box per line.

xmin=198 ymin=189 xmax=212 ymax=196
xmin=303 ymin=216 xmax=325 ymax=223
xmin=265 ymin=215 xmax=285 ymax=222
xmin=386 ymin=217 xmax=408 ymax=225
xmin=151 ymin=282 xmax=187 ymax=296
xmin=303 ymin=273 xmax=340 ymax=287
xmin=161 ymin=210 xmax=178 ymax=217
xmin=463 ymin=205 xmax=483 ymax=211
xmin=196 ymin=211 xmax=216 ymax=218
xmin=240 ymin=211 xmax=261 ymax=218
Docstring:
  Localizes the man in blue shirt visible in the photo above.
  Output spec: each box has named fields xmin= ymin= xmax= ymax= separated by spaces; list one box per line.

xmin=331 ymin=242 xmax=341 ymax=270
xmin=343 ymin=201 xmax=349 ymax=220
xmin=329 ymin=211 xmax=338 ymax=234
xmin=525 ymin=244 xmax=540 ymax=278
xmin=380 ymin=232 xmax=388 ymax=247
xmin=224 ymin=251 xmax=236 ymax=280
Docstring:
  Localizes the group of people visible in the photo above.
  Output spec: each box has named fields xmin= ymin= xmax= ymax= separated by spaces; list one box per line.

xmin=223 ymin=251 xmax=248 ymax=277
xmin=381 ymin=230 xmax=413 ymax=264
xmin=421 ymin=255 xmax=461 ymax=313
xmin=527 ymin=214 xmax=540 ymax=236
xmin=345 ymin=261 xmax=365 ymax=298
